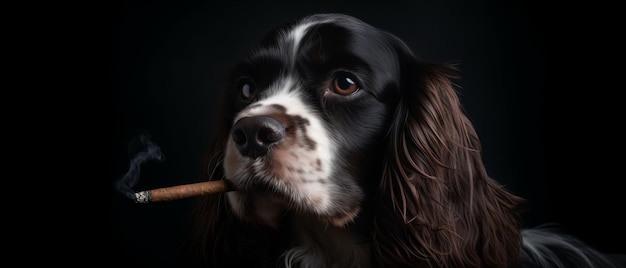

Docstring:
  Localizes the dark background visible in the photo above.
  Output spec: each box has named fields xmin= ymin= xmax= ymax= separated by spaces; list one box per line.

xmin=107 ymin=1 xmax=624 ymax=267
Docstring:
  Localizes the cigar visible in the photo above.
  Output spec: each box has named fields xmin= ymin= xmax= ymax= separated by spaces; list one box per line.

xmin=133 ymin=180 xmax=233 ymax=203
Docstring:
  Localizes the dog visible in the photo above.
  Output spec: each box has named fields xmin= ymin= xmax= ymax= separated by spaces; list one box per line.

xmin=183 ymin=13 xmax=625 ymax=268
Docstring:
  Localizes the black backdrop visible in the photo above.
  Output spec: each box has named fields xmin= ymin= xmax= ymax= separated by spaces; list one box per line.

xmin=108 ymin=1 xmax=624 ymax=266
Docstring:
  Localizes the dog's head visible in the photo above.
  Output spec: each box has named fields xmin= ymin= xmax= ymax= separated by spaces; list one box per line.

xmin=221 ymin=14 xmax=407 ymax=228
xmin=191 ymin=13 xmax=523 ymax=267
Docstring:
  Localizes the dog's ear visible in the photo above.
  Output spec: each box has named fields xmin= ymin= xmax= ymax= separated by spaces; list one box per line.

xmin=372 ymin=57 xmax=525 ymax=267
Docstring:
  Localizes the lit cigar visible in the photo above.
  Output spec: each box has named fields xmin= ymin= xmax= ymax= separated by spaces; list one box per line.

xmin=133 ymin=180 xmax=233 ymax=203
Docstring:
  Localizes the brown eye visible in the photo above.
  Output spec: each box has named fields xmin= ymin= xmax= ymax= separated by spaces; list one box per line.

xmin=332 ymin=72 xmax=360 ymax=95
xmin=239 ymin=78 xmax=256 ymax=100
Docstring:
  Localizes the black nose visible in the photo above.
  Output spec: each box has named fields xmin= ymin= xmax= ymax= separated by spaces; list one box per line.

xmin=231 ymin=116 xmax=285 ymax=159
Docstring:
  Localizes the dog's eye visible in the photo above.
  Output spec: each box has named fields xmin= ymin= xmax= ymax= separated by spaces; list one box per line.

xmin=332 ymin=72 xmax=360 ymax=95
xmin=239 ymin=78 xmax=256 ymax=100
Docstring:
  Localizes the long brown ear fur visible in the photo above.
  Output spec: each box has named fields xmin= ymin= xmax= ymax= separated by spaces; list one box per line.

xmin=372 ymin=61 xmax=524 ymax=268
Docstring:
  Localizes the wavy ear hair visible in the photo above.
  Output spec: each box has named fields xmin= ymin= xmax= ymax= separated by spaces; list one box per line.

xmin=372 ymin=56 xmax=525 ymax=268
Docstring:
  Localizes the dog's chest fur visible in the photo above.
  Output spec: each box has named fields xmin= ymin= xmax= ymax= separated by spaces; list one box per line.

xmin=280 ymin=215 xmax=372 ymax=268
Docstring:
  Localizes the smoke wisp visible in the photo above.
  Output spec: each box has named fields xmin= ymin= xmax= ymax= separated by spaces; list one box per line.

xmin=115 ymin=134 xmax=165 ymax=199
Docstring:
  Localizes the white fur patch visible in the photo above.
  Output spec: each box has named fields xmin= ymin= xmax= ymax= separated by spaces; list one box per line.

xmin=225 ymin=75 xmax=339 ymax=218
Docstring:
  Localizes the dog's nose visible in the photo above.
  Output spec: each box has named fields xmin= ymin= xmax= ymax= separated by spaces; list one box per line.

xmin=231 ymin=116 xmax=285 ymax=159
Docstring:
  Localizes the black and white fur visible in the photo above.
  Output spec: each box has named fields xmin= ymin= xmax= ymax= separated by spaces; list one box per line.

xmin=186 ymin=13 xmax=625 ymax=268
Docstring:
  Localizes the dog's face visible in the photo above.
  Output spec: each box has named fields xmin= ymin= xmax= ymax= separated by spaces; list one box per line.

xmin=222 ymin=14 xmax=405 ymax=228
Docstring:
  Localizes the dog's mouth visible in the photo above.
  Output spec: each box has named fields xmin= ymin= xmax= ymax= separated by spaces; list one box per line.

xmin=227 ymin=177 xmax=361 ymax=228
xmin=248 ymin=191 xmax=290 ymax=228
xmin=227 ymin=178 xmax=295 ymax=228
